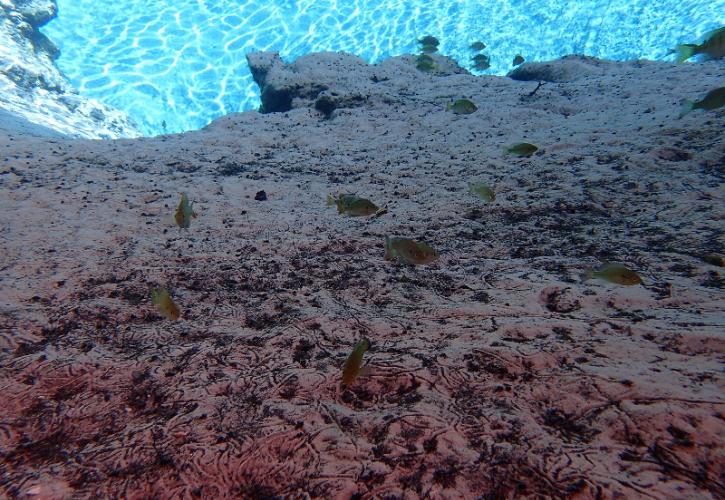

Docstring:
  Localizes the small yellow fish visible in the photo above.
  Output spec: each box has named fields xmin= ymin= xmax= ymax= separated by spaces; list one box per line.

xmin=418 ymin=35 xmax=440 ymax=47
xmin=679 ymin=87 xmax=725 ymax=118
xmin=469 ymin=183 xmax=495 ymax=203
xmin=151 ymin=288 xmax=181 ymax=320
xmin=470 ymin=41 xmax=486 ymax=51
xmin=174 ymin=193 xmax=197 ymax=229
xmin=512 ymin=54 xmax=525 ymax=66
xmin=446 ymin=99 xmax=477 ymax=114
xmin=385 ymin=236 xmax=439 ymax=265
xmin=504 ymin=142 xmax=538 ymax=157
xmin=585 ymin=264 xmax=642 ymax=286
xmin=472 ymin=53 xmax=491 ymax=70
xmin=341 ymin=338 xmax=370 ymax=386
xmin=327 ymin=193 xmax=380 ymax=216
xmin=674 ymin=26 xmax=725 ymax=62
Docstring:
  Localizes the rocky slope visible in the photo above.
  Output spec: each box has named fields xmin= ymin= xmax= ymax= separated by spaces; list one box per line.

xmin=0 ymin=0 xmax=139 ymax=138
xmin=0 ymin=51 xmax=723 ymax=498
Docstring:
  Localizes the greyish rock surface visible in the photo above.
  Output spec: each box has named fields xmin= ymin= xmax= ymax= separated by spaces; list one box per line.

xmin=0 ymin=0 xmax=140 ymax=138
xmin=0 ymin=48 xmax=723 ymax=498
xmin=247 ymin=50 xmax=468 ymax=115
xmin=507 ymin=55 xmax=612 ymax=82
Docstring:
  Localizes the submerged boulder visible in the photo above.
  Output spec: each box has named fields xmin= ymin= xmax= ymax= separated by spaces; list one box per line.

xmin=0 ymin=0 xmax=140 ymax=138
xmin=246 ymin=50 xmax=468 ymax=117
xmin=508 ymin=55 xmax=610 ymax=82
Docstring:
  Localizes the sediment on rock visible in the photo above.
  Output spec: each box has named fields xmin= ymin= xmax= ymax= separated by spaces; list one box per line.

xmin=246 ymin=50 xmax=468 ymax=116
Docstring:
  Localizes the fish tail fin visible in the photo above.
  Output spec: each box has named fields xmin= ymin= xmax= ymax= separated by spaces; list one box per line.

xmin=675 ymin=44 xmax=696 ymax=63
xmin=326 ymin=194 xmax=335 ymax=206
xmin=678 ymin=100 xmax=694 ymax=118
xmin=384 ymin=236 xmax=394 ymax=261
xmin=445 ymin=103 xmax=452 ymax=111
xmin=151 ymin=289 xmax=160 ymax=304
xmin=581 ymin=269 xmax=595 ymax=282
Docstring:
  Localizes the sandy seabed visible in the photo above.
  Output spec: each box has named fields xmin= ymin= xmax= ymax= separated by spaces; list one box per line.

xmin=0 ymin=52 xmax=723 ymax=499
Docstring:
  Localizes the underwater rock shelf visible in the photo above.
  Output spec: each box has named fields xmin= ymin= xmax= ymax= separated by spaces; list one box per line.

xmin=0 ymin=50 xmax=723 ymax=498
xmin=0 ymin=0 xmax=139 ymax=139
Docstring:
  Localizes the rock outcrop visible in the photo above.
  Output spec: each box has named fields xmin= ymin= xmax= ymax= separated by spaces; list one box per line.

xmin=246 ymin=51 xmax=467 ymax=116
xmin=0 ymin=0 xmax=140 ymax=138
xmin=508 ymin=55 xmax=610 ymax=82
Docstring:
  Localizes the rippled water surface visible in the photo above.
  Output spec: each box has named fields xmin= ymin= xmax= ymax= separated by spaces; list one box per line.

xmin=43 ymin=0 xmax=720 ymax=136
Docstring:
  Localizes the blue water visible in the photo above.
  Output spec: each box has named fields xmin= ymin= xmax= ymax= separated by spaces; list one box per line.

xmin=43 ymin=0 xmax=721 ymax=137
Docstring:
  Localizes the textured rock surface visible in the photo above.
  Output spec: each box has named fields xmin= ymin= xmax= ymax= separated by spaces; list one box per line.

xmin=12 ymin=0 xmax=57 ymax=27
xmin=0 ymin=51 xmax=723 ymax=498
xmin=0 ymin=0 xmax=140 ymax=138
xmin=508 ymin=55 xmax=611 ymax=82
xmin=247 ymin=51 xmax=467 ymax=114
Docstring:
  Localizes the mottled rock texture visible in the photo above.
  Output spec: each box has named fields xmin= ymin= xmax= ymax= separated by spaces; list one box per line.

xmin=247 ymin=50 xmax=467 ymax=114
xmin=0 ymin=0 xmax=139 ymax=138
xmin=0 ymin=51 xmax=723 ymax=498
xmin=508 ymin=55 xmax=610 ymax=82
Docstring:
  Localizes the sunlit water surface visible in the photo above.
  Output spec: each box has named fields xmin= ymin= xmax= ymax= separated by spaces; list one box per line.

xmin=43 ymin=0 xmax=720 ymax=136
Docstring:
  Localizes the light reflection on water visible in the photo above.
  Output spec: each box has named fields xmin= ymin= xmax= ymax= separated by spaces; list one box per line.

xmin=43 ymin=0 xmax=719 ymax=136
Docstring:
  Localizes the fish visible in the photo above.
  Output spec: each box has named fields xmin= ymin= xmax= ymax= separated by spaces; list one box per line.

xmin=504 ymin=142 xmax=538 ymax=157
xmin=674 ymin=26 xmax=725 ymax=62
xmin=512 ymin=54 xmax=525 ymax=66
xmin=446 ymin=99 xmax=477 ymax=114
xmin=679 ymin=87 xmax=725 ymax=118
xmin=415 ymin=53 xmax=436 ymax=71
xmin=326 ymin=192 xmax=357 ymax=207
xmin=470 ymin=41 xmax=486 ymax=51
xmin=151 ymin=288 xmax=181 ymax=320
xmin=174 ymin=193 xmax=197 ymax=229
xmin=469 ymin=183 xmax=495 ymax=203
xmin=327 ymin=193 xmax=381 ymax=216
xmin=341 ymin=338 xmax=370 ymax=386
xmin=420 ymin=44 xmax=438 ymax=54
xmin=385 ymin=236 xmax=439 ymax=265
xmin=472 ymin=53 xmax=491 ymax=70
xmin=418 ymin=35 xmax=440 ymax=47
xmin=584 ymin=263 xmax=642 ymax=286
